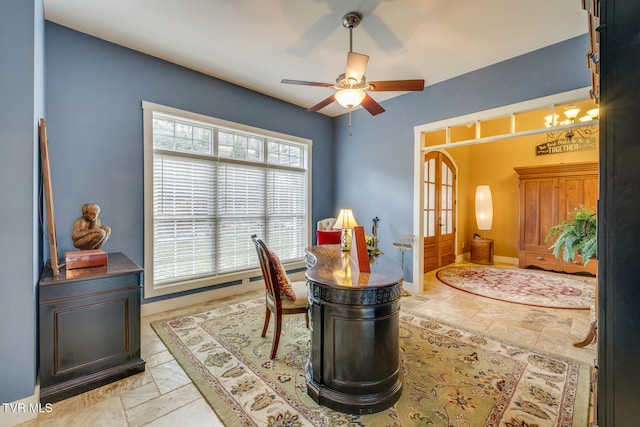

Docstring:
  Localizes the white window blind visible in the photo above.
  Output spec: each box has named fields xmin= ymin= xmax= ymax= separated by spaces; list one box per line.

xmin=143 ymin=103 xmax=310 ymax=296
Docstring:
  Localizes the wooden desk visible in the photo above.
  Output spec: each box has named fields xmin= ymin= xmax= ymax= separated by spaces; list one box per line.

xmin=39 ymin=252 xmax=145 ymax=403
xmin=305 ymin=245 xmax=403 ymax=414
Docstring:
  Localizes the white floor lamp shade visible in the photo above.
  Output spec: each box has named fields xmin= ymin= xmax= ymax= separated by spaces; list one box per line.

xmin=475 ymin=185 xmax=493 ymax=237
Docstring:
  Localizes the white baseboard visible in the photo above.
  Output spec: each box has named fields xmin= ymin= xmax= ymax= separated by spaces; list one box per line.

xmin=141 ymin=268 xmax=417 ymax=316
xmin=495 ymin=255 xmax=518 ymax=265
xmin=457 ymin=252 xmax=518 ymax=266
xmin=142 ymin=281 xmax=262 ymax=317
xmin=141 ymin=270 xmax=307 ymax=317
xmin=401 ymin=280 xmax=416 ymax=295
xmin=0 ymin=383 xmax=40 ymax=427
xmin=457 ymin=252 xmax=469 ymax=262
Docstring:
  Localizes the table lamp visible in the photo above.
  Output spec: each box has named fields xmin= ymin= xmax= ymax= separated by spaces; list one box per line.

xmin=333 ymin=208 xmax=358 ymax=251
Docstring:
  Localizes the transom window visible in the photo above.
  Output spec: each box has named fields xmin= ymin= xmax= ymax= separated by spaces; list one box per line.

xmin=143 ymin=102 xmax=311 ymax=298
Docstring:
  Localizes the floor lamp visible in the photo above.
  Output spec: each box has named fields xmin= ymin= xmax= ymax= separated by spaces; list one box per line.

xmin=475 ymin=185 xmax=493 ymax=239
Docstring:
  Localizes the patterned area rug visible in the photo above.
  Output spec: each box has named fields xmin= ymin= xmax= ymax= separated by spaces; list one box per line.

xmin=151 ymin=295 xmax=590 ymax=427
xmin=436 ymin=266 xmax=595 ymax=309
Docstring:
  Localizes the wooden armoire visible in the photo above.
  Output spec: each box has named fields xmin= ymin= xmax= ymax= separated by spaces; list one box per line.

xmin=514 ymin=161 xmax=598 ymax=275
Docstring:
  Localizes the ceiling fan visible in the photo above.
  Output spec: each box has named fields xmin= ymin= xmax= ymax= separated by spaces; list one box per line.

xmin=282 ymin=12 xmax=425 ymax=116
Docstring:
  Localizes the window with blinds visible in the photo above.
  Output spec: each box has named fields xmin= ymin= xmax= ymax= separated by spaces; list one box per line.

xmin=143 ymin=102 xmax=310 ymax=297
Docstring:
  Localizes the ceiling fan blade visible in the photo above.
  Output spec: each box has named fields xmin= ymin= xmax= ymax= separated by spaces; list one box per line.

xmin=308 ymin=94 xmax=336 ymax=112
xmin=360 ymin=93 xmax=385 ymax=116
xmin=368 ymin=80 xmax=425 ymax=92
xmin=281 ymin=79 xmax=334 ymax=87
xmin=345 ymin=52 xmax=369 ymax=83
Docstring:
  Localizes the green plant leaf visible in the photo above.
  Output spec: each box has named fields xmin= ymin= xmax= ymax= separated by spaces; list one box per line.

xmin=545 ymin=205 xmax=597 ymax=265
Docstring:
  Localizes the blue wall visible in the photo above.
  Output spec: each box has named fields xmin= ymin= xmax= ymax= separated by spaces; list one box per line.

xmin=0 ymin=0 xmax=44 ymax=404
xmin=332 ymin=35 xmax=591 ymax=282
xmin=44 ymin=22 xmax=336 ymax=286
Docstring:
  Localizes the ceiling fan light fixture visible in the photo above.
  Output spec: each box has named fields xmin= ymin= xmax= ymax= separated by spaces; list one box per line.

xmin=280 ymin=10 xmax=423 ymax=118
xmin=335 ymin=88 xmax=366 ymax=109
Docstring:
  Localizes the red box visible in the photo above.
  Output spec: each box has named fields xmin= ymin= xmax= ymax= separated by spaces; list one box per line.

xmin=350 ymin=226 xmax=371 ymax=273
xmin=64 ymin=249 xmax=108 ymax=270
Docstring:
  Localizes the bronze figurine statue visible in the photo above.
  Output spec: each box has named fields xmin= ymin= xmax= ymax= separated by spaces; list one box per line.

xmin=71 ymin=203 xmax=111 ymax=250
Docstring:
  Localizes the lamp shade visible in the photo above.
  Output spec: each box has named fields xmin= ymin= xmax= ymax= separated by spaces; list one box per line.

xmin=333 ymin=209 xmax=358 ymax=229
xmin=564 ymin=107 xmax=581 ymax=120
xmin=335 ymin=89 xmax=366 ymax=109
xmin=475 ymin=185 xmax=493 ymax=231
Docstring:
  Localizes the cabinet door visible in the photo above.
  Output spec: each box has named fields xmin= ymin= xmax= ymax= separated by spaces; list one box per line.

xmin=40 ymin=285 xmax=141 ymax=387
xmin=558 ymin=175 xmax=599 ymax=220
xmin=520 ymin=178 xmax=558 ymax=251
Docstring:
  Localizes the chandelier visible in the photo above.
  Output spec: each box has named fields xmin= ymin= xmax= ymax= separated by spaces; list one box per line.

xmin=544 ymin=106 xmax=599 ymax=141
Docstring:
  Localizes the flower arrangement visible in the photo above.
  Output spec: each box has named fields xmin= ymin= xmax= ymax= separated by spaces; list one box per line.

xmin=365 ymin=235 xmax=382 ymax=257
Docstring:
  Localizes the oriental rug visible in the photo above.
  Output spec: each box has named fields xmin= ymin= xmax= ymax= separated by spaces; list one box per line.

xmin=151 ymin=295 xmax=590 ymax=427
xmin=436 ymin=266 xmax=595 ymax=310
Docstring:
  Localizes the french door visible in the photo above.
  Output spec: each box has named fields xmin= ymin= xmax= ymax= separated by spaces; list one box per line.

xmin=423 ymin=151 xmax=456 ymax=273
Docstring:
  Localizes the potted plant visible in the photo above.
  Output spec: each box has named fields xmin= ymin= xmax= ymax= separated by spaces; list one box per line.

xmin=545 ymin=205 xmax=597 ymax=265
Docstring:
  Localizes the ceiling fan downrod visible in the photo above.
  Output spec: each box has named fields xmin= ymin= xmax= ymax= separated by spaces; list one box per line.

xmin=342 ymin=12 xmax=362 ymax=53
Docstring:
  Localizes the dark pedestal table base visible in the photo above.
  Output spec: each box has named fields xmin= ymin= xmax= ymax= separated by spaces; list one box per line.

xmin=305 ymin=245 xmax=404 ymax=414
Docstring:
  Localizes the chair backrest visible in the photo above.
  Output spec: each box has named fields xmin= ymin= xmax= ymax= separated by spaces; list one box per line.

xmin=317 ymin=217 xmax=337 ymax=231
xmin=251 ymin=234 xmax=280 ymax=300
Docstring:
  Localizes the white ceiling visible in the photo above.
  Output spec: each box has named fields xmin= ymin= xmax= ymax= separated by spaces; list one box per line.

xmin=43 ymin=0 xmax=589 ymax=117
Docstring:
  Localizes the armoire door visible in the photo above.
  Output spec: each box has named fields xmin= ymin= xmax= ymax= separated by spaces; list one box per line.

xmin=423 ymin=151 xmax=456 ymax=273
xmin=520 ymin=177 xmax=558 ymax=254
xmin=557 ymin=175 xmax=599 ymax=273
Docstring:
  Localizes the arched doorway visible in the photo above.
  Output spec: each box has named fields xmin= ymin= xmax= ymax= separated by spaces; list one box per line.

xmin=423 ymin=151 xmax=456 ymax=273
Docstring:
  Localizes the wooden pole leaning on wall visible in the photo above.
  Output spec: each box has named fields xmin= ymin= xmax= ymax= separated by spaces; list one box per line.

xmin=40 ymin=118 xmax=60 ymax=276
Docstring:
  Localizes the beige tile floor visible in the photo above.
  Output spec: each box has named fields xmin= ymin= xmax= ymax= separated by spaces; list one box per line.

xmin=18 ymin=262 xmax=596 ymax=426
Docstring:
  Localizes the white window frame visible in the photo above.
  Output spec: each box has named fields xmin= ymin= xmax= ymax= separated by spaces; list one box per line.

xmin=142 ymin=101 xmax=312 ymax=298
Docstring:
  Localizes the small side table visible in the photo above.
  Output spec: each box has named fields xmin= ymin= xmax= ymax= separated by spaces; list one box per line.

xmin=470 ymin=238 xmax=494 ymax=265
xmin=392 ymin=242 xmax=413 ymax=276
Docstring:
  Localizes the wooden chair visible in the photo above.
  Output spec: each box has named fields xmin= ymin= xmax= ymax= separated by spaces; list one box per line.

xmin=251 ymin=235 xmax=309 ymax=359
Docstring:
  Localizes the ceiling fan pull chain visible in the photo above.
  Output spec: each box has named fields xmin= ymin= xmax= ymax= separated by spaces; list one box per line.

xmin=348 ymin=110 xmax=353 ymax=137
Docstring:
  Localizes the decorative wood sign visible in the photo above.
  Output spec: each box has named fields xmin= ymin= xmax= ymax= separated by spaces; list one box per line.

xmin=536 ymin=137 xmax=595 ymax=156
xmin=39 ymin=118 xmax=60 ymax=276
xmin=350 ymin=226 xmax=371 ymax=273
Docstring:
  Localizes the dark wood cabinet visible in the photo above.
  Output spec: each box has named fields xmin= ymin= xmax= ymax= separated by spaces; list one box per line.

xmin=39 ymin=252 xmax=145 ymax=403
xmin=514 ymin=162 xmax=598 ymax=275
